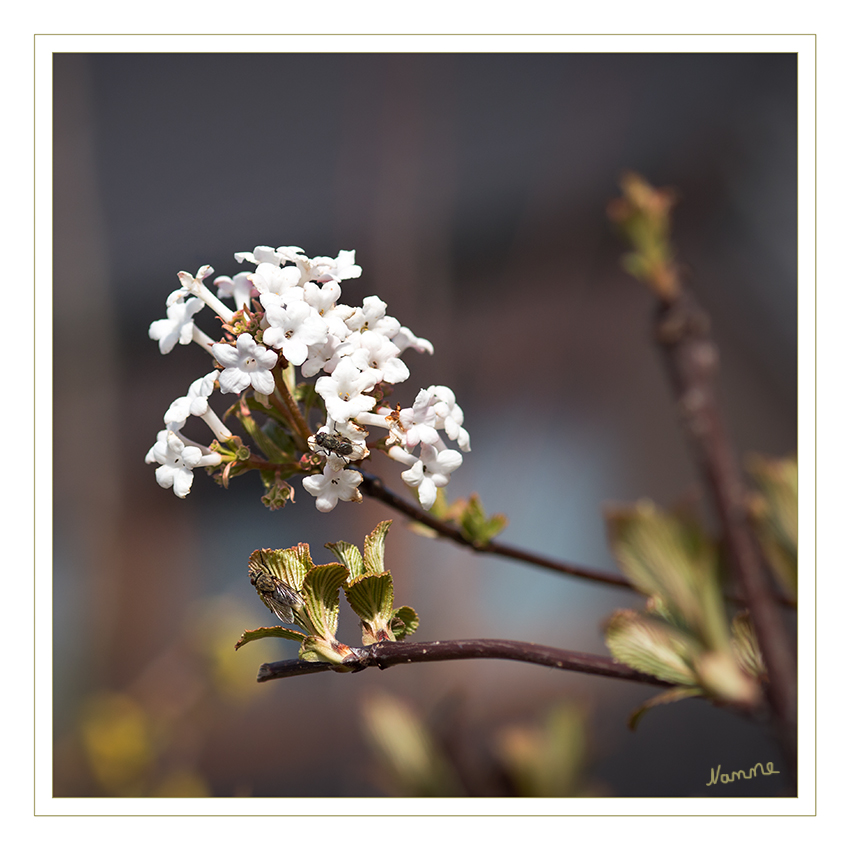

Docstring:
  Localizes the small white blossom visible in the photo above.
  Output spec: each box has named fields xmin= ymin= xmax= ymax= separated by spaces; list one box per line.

xmin=215 ymin=271 xmax=257 ymax=311
xmin=396 ymin=388 xmax=441 ymax=450
xmin=392 ymin=326 xmax=434 ymax=355
xmin=175 ymin=265 xmax=235 ymax=323
xmin=316 ymin=358 xmax=382 ymax=423
xmin=212 ymin=333 xmax=278 ymax=395
xmin=163 ymin=371 xmax=232 ymax=441
xmin=348 ymin=330 xmax=410 ymax=384
xmin=300 ymin=333 xmax=344 ymax=378
xmin=148 ymin=296 xmax=205 ymax=354
xmin=145 ymin=430 xmax=222 ymax=499
xmin=234 ymin=245 xmax=287 ymax=266
xmin=430 ymin=385 xmax=470 ymax=451
xmin=250 ymin=261 xmax=302 ymax=297
xmin=302 ymin=463 xmax=363 ymax=512
xmin=400 ymin=443 xmax=464 ymax=509
xmin=262 ymin=300 xmax=328 ymax=366
xmin=300 ymin=249 xmax=362 ymax=284
xmin=345 ymin=295 xmax=401 ymax=337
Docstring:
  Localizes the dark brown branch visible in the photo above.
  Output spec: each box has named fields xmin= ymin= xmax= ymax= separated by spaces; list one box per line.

xmin=654 ymin=290 xmax=797 ymax=771
xmin=358 ymin=472 xmax=796 ymax=609
xmin=257 ymin=638 xmax=674 ymax=687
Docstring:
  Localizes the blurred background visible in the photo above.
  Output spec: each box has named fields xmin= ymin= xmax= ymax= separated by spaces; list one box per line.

xmin=52 ymin=51 xmax=797 ymax=797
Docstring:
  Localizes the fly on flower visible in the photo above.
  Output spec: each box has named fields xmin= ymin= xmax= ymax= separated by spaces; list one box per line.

xmin=314 ymin=430 xmax=355 ymax=458
xmin=248 ymin=555 xmax=304 ymax=624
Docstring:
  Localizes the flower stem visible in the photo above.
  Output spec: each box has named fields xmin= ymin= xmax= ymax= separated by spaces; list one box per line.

xmin=270 ymin=364 xmax=312 ymax=450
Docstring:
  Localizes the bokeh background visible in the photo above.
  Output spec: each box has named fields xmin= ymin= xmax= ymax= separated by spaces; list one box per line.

xmin=52 ymin=50 xmax=797 ymax=798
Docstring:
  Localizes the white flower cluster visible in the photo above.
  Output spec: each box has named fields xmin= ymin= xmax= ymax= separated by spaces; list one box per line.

xmin=146 ymin=246 xmax=470 ymax=510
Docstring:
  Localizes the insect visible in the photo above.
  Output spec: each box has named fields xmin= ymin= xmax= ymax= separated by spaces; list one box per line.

xmin=313 ymin=430 xmax=355 ymax=458
xmin=248 ymin=557 xmax=304 ymax=624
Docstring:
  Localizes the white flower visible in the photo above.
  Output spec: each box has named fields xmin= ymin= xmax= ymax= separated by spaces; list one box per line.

xmin=215 ymin=271 xmax=257 ymax=311
xmin=300 ymin=333 xmax=344 ymax=378
xmin=302 ymin=463 xmax=363 ymax=512
xmin=345 ymin=295 xmax=401 ymax=337
xmin=396 ymin=388 xmax=440 ymax=450
xmin=302 ymin=280 xmax=351 ymax=336
xmin=148 ymin=296 xmax=205 ymax=354
xmin=145 ymin=430 xmax=222 ymax=499
xmin=400 ymin=443 xmax=463 ymax=509
xmin=315 ymin=358 xmax=381 ymax=423
xmin=430 ymin=385 xmax=470 ymax=451
xmin=212 ymin=333 xmax=278 ymax=395
xmin=163 ymin=371 xmax=232 ymax=441
xmin=348 ymin=330 xmax=410 ymax=384
xmin=261 ymin=300 xmax=328 ymax=366
xmin=250 ymin=261 xmax=302 ymax=297
xmin=299 ymin=249 xmax=362 ymax=284
xmin=175 ymin=265 xmax=235 ymax=323
xmin=234 ymin=245 xmax=288 ymax=266
xmin=392 ymin=326 xmax=434 ymax=355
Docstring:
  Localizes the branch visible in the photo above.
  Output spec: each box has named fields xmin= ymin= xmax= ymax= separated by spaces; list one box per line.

xmin=359 ymin=472 xmax=633 ymax=589
xmin=358 ymin=471 xmax=795 ymax=609
xmin=257 ymin=638 xmax=674 ymax=687
xmin=654 ymin=290 xmax=797 ymax=770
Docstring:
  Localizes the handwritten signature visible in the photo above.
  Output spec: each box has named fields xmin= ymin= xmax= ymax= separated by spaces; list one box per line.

xmin=706 ymin=761 xmax=780 ymax=786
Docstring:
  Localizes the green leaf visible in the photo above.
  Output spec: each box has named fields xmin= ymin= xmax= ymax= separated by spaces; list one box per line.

xmin=458 ymin=493 xmax=508 ymax=546
xmin=360 ymin=692 xmax=465 ymax=796
xmin=344 ymin=573 xmax=396 ymax=645
xmin=325 ymin=539 xmax=365 ymax=580
xmin=346 ymin=572 xmax=393 ymax=621
xmin=258 ymin=419 xmax=296 ymax=461
xmin=363 ymin=520 xmax=393 ymax=574
xmin=605 ymin=500 xmax=728 ymax=651
xmin=300 ymin=562 xmax=349 ymax=640
xmin=693 ymin=650 xmax=760 ymax=707
xmin=390 ymin=606 xmax=419 ymax=640
xmin=604 ymin=608 xmax=700 ymax=686
xmin=729 ymin=611 xmax=767 ymax=680
xmin=234 ymin=626 xmax=305 ymax=650
xmin=747 ymin=454 xmax=797 ymax=599
xmin=496 ymin=704 xmax=589 ymax=796
xmin=248 ymin=544 xmax=314 ymax=592
xmin=627 ymin=687 xmax=704 ymax=730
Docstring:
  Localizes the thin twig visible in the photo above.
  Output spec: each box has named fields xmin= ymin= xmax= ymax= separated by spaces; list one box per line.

xmin=359 ymin=472 xmax=632 ymax=588
xmin=654 ymin=290 xmax=797 ymax=772
xmin=272 ymin=364 xmax=312 ymax=447
xmin=257 ymin=638 xmax=675 ymax=687
xmin=358 ymin=471 xmax=796 ymax=609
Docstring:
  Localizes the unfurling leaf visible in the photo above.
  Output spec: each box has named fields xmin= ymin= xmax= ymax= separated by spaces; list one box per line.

xmin=495 ymin=704 xmax=590 ymax=796
xmin=604 ymin=609 xmax=701 ymax=686
xmin=300 ymin=562 xmax=349 ymax=641
xmin=747 ymin=454 xmax=797 ymax=599
xmin=390 ymin=605 xmax=419 ymax=640
xmin=324 ymin=539 xmax=365 ymax=579
xmin=360 ymin=692 xmax=464 ymax=796
xmin=345 ymin=573 xmax=396 ymax=644
xmin=730 ymin=611 xmax=767 ymax=680
xmin=605 ymin=500 xmax=728 ymax=652
xmin=235 ymin=626 xmax=305 ymax=650
xmin=627 ymin=687 xmax=704 ymax=730
xmin=363 ymin=520 xmax=393 ymax=573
